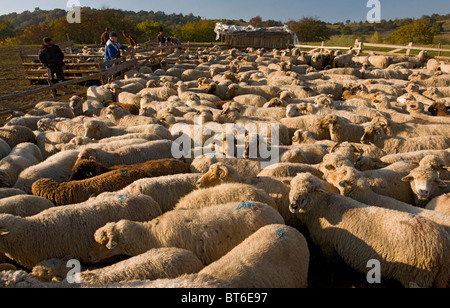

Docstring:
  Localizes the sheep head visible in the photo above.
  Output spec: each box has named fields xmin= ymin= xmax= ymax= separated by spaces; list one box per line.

xmin=328 ymin=166 xmax=369 ymax=196
xmin=318 ymin=153 xmax=354 ymax=181
xmin=360 ymin=125 xmax=384 ymax=146
xmin=0 ymin=170 xmax=12 ymax=188
xmin=292 ymin=130 xmax=315 ymax=145
xmin=428 ymin=101 xmax=450 ymax=117
xmin=405 ymin=100 xmax=425 ymax=114
xmin=318 ymin=114 xmax=338 ymax=129
xmin=419 ymin=155 xmax=448 ymax=179
xmin=280 ymin=149 xmax=309 ymax=164
xmin=78 ymin=148 xmax=98 ymax=161
xmin=196 ymin=163 xmax=236 ymax=189
xmin=289 ymin=173 xmax=326 ymax=214
xmin=90 ymin=222 xmax=122 ymax=262
xmin=402 ymin=167 xmax=447 ymax=205
xmin=286 ymin=104 xmax=300 ymax=118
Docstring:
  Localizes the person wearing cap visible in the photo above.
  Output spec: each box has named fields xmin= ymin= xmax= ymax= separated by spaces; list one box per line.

xmin=38 ymin=37 xmax=66 ymax=84
xmin=157 ymin=27 xmax=167 ymax=47
xmin=104 ymin=31 xmax=132 ymax=66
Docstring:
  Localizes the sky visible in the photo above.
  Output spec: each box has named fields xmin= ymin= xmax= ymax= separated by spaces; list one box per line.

xmin=0 ymin=0 xmax=449 ymax=23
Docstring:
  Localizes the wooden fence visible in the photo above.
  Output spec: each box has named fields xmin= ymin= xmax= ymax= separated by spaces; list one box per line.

xmin=0 ymin=42 xmax=224 ymax=116
xmin=293 ymin=39 xmax=450 ymax=61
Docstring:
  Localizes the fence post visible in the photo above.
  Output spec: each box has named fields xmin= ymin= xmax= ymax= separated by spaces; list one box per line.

xmin=406 ymin=42 xmax=413 ymax=56
xmin=320 ymin=41 xmax=324 ymax=53
xmin=438 ymin=43 xmax=442 ymax=57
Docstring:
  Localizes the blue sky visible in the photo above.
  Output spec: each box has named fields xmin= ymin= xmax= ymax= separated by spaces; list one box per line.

xmin=0 ymin=0 xmax=449 ymax=23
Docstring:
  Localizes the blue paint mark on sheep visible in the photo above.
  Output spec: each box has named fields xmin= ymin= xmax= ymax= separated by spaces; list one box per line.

xmin=319 ymin=144 xmax=330 ymax=149
xmin=409 ymin=213 xmax=417 ymax=218
xmin=119 ymin=195 xmax=129 ymax=201
xmin=236 ymin=202 xmax=254 ymax=210
xmin=121 ymin=170 xmax=129 ymax=175
xmin=275 ymin=228 xmax=286 ymax=239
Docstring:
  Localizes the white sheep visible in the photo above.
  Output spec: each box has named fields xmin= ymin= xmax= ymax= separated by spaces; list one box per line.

xmin=0 ymin=192 xmax=162 ymax=269
xmin=89 ymin=201 xmax=285 ymax=266
xmin=327 ymin=165 xmax=450 ymax=234
xmin=118 ymin=173 xmax=201 ymax=213
xmin=0 ymin=143 xmax=43 ymax=188
xmin=13 ymin=150 xmax=80 ymax=194
xmin=426 ymin=193 xmax=450 ymax=216
xmin=0 ymin=195 xmax=54 ymax=217
xmin=289 ymin=172 xmax=450 ymax=288
xmin=31 ymin=248 xmax=204 ymax=284
xmin=401 ymin=166 xmax=449 ymax=207
xmin=77 ymin=140 xmax=174 ymax=166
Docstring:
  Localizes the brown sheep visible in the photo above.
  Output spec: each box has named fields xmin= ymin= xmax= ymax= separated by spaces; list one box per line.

xmin=32 ymin=159 xmax=190 ymax=206
xmin=428 ymin=101 xmax=450 ymax=117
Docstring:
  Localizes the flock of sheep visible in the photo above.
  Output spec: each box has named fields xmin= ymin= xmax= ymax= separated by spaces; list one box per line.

xmin=0 ymin=44 xmax=449 ymax=288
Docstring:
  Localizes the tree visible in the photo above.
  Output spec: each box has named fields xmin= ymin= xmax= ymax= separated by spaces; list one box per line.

xmin=341 ymin=26 xmax=352 ymax=35
xmin=249 ymin=16 xmax=262 ymax=27
xmin=370 ymin=31 xmax=381 ymax=43
xmin=0 ymin=20 xmax=15 ymax=41
xmin=179 ymin=20 xmax=216 ymax=42
xmin=136 ymin=20 xmax=164 ymax=41
xmin=287 ymin=17 xmax=330 ymax=42
xmin=390 ymin=19 xmax=436 ymax=44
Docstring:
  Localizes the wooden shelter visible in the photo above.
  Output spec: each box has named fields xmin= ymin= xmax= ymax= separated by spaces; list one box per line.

xmin=214 ymin=23 xmax=299 ymax=50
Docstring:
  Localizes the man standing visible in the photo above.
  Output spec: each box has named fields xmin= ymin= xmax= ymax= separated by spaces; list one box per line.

xmin=157 ymin=27 xmax=167 ymax=46
xmin=38 ymin=37 xmax=66 ymax=85
xmin=104 ymin=32 xmax=131 ymax=65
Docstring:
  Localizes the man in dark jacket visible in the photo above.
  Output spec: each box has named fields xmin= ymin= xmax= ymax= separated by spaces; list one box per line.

xmin=38 ymin=37 xmax=65 ymax=84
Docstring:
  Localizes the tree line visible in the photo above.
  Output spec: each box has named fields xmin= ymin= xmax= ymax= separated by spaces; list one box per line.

xmin=0 ymin=7 xmax=448 ymax=46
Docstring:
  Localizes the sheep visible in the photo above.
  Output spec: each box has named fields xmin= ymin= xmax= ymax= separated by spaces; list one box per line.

xmin=104 ymin=105 xmax=161 ymax=126
xmin=327 ymin=165 xmax=450 ymax=234
xmin=257 ymin=162 xmax=324 ymax=180
xmin=77 ymin=140 xmax=174 ymax=167
xmin=197 ymin=224 xmax=310 ymax=288
xmin=288 ymin=172 xmax=450 ymax=288
xmin=370 ymin=116 xmax=450 ymax=138
xmin=0 ymin=192 xmax=162 ymax=270
xmin=138 ymin=85 xmax=178 ymax=103
xmin=318 ymin=114 xmax=365 ymax=143
xmin=6 ymin=114 xmax=56 ymax=131
xmin=69 ymin=96 xmax=104 ymax=118
xmin=86 ymin=85 xmax=114 ymax=104
xmin=173 ymin=183 xmax=277 ymax=211
xmin=0 ymin=195 xmax=54 ymax=217
xmin=320 ymin=153 xmax=416 ymax=204
xmin=227 ymin=84 xmax=281 ymax=101
xmin=32 ymin=159 xmax=190 ymax=206
xmin=83 ymin=120 xmax=172 ymax=141
xmin=401 ymin=166 xmax=449 ymax=207
xmin=0 ymin=139 xmax=11 ymax=161
xmin=0 ymin=125 xmax=36 ymax=149
xmin=428 ymin=101 xmax=450 ymax=117
xmin=31 ymin=248 xmax=204 ymax=284
xmin=367 ymin=54 xmax=390 ymax=68
xmin=280 ymin=115 xmax=330 ymax=141
xmin=0 ymin=188 xmax=27 ymax=200
xmin=35 ymin=131 xmax=76 ymax=159
xmin=118 ymin=173 xmax=201 ymax=213
xmin=13 ymin=150 xmax=80 ymax=194
xmin=360 ymin=125 xmax=450 ymax=155
xmin=190 ymin=156 xmax=263 ymax=177
xmin=419 ymin=154 xmax=449 ymax=180
xmin=37 ymin=117 xmax=88 ymax=137
xmin=89 ymin=201 xmax=284 ymax=266
xmin=426 ymin=193 xmax=450 ymax=216
xmin=0 ymin=143 xmax=43 ymax=188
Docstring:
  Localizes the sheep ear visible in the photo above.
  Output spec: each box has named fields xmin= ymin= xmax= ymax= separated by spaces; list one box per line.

xmin=106 ymin=239 xmax=118 ymax=250
xmin=315 ymin=188 xmax=326 ymax=194
xmin=402 ymin=175 xmax=413 ymax=182
xmin=436 ymin=178 xmax=447 ymax=188
xmin=339 ymin=181 xmax=351 ymax=188
xmin=0 ymin=228 xmax=9 ymax=236
xmin=282 ymin=179 xmax=291 ymax=187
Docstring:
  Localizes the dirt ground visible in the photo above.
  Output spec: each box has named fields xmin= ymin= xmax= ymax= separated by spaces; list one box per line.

xmin=0 ymin=46 xmax=87 ymax=125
